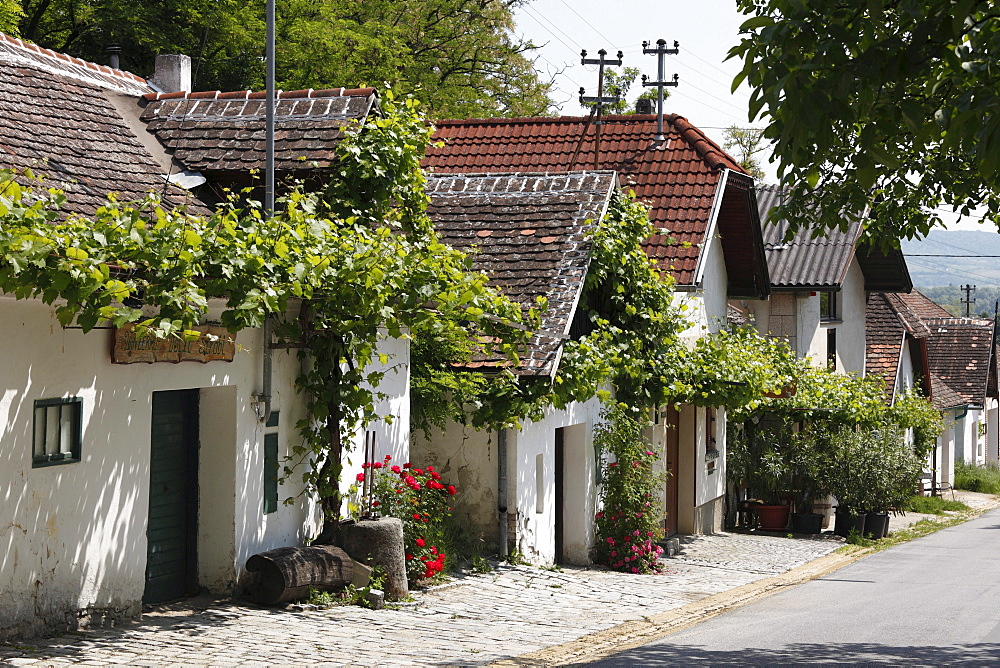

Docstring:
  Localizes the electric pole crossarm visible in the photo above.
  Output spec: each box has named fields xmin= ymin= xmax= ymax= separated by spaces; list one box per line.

xmin=641 ymin=38 xmax=680 ymax=142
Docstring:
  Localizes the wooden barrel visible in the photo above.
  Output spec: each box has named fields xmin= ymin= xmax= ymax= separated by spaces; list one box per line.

xmin=244 ymin=545 xmax=352 ymax=605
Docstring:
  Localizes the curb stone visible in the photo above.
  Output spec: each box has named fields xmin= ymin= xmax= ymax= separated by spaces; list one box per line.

xmin=494 ymin=494 xmax=1000 ymax=666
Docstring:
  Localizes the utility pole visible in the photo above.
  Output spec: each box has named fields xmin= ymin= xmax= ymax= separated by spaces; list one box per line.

xmin=577 ymin=49 xmax=623 ymax=169
xmin=641 ymin=39 xmax=680 ymax=142
xmin=962 ymin=284 xmax=977 ymax=317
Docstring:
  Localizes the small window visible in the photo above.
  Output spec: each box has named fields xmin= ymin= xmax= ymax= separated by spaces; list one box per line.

xmin=535 ymin=453 xmax=545 ymax=514
xmin=263 ymin=412 xmax=279 ymax=515
xmin=820 ymin=291 xmax=839 ymax=321
xmin=33 ymin=397 xmax=82 ymax=467
xmin=827 ymin=328 xmax=837 ymax=371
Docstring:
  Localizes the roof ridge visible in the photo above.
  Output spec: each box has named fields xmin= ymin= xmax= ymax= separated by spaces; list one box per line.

xmin=142 ymin=86 xmax=377 ymax=102
xmin=0 ymin=31 xmax=145 ymax=84
xmin=666 ymin=113 xmax=744 ymax=173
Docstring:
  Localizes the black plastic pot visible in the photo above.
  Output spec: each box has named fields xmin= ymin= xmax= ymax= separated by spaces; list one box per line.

xmin=865 ymin=512 xmax=890 ymax=539
xmin=834 ymin=511 xmax=866 ymax=538
xmin=791 ymin=512 xmax=824 ymax=535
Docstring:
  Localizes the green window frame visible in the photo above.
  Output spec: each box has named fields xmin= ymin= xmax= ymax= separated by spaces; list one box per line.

xmin=32 ymin=397 xmax=82 ymax=467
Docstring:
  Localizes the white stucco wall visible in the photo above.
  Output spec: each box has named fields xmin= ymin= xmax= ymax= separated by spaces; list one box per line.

xmin=0 ymin=297 xmax=409 ymax=639
xmin=412 ymin=395 xmax=604 ymax=566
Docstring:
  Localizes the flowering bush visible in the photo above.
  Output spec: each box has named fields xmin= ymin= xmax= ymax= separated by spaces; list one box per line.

xmin=362 ymin=455 xmax=458 ymax=584
xmin=594 ymin=404 xmax=666 ymax=574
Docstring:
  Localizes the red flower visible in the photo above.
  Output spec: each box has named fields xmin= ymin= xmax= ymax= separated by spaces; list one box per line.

xmin=406 ymin=553 xmax=413 ymax=560
xmin=431 ymin=472 xmax=441 ymax=480
xmin=426 ymin=465 xmax=435 ymax=472
xmin=391 ymin=465 xmax=401 ymax=473
xmin=403 ymin=463 xmax=412 ymax=469
xmin=447 ymin=485 xmax=457 ymax=495
xmin=384 ymin=454 xmax=392 ymax=461
xmin=373 ymin=462 xmax=383 ymax=469
xmin=413 ymin=468 xmax=424 ymax=475
xmin=413 ymin=513 xmax=421 ymax=520
xmin=356 ymin=473 xmax=365 ymax=482
xmin=416 ymin=538 xmax=425 ymax=547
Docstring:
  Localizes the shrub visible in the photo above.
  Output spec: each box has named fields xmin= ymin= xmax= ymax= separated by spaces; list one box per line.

xmin=364 ymin=456 xmax=458 ymax=585
xmin=594 ymin=404 xmax=665 ymax=574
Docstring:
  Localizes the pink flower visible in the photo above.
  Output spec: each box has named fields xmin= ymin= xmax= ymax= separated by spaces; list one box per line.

xmin=610 ymin=551 xmax=617 ymax=557
xmin=606 ymin=537 xmax=615 ymax=545
xmin=595 ymin=512 xmax=604 ymax=519
xmin=633 ymin=530 xmax=640 ymax=536
xmin=631 ymin=567 xmax=639 ymax=573
xmin=647 ymin=531 xmax=654 ymax=537
xmin=645 ymin=450 xmax=654 ymax=456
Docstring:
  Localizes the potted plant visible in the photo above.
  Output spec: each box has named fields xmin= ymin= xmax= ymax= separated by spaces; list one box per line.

xmin=728 ymin=415 xmax=792 ymax=531
xmin=820 ymin=427 xmax=870 ymax=538
xmin=787 ymin=428 xmax=828 ymax=534
xmin=860 ymin=426 xmax=923 ymax=539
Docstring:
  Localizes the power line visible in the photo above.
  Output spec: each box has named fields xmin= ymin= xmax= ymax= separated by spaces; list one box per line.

xmin=554 ymin=0 xmax=616 ymax=46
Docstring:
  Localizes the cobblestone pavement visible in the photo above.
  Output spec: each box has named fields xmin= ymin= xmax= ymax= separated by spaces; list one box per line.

xmin=0 ymin=531 xmax=842 ymax=667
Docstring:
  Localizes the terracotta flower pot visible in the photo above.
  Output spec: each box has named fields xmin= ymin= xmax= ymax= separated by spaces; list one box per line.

xmin=756 ymin=504 xmax=790 ymax=531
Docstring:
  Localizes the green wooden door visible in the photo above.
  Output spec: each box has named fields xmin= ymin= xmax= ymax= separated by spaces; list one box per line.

xmin=144 ymin=389 xmax=199 ymax=604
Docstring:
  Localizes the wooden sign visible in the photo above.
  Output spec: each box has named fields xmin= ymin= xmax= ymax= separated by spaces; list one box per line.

xmin=112 ymin=323 xmax=236 ymax=364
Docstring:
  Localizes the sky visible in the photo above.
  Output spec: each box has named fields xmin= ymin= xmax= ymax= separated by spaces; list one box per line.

xmin=512 ymin=0 xmax=984 ymax=232
xmin=512 ymin=1 xmax=757 ymax=159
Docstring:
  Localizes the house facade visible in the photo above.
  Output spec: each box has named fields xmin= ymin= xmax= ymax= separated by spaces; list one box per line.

xmin=0 ymin=35 xmax=409 ymax=638
xmin=422 ymin=114 xmax=770 ymax=544
xmin=736 ymin=184 xmax=912 ymax=375
xmin=866 ymin=289 xmax=998 ymax=487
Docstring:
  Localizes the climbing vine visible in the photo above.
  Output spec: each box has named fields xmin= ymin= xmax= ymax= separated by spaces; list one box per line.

xmin=0 ymin=95 xmax=525 ymax=537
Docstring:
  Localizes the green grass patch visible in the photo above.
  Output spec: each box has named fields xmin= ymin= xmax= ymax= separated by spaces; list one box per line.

xmin=905 ymin=494 xmax=969 ymax=515
xmin=955 ymin=461 xmax=1000 ymax=494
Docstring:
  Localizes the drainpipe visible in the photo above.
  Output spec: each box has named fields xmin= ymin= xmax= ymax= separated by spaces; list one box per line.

xmin=498 ymin=428 xmax=508 ymax=558
xmin=257 ymin=316 xmax=273 ymax=424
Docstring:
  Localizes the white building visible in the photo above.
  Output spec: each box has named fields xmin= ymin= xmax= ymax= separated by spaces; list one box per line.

xmin=0 ymin=34 xmax=409 ymax=638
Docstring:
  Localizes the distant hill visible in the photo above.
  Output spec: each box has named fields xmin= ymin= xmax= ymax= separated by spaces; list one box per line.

xmin=901 ymin=229 xmax=1000 ymax=288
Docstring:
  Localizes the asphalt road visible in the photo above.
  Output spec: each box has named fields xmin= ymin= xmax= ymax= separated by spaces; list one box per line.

xmin=595 ymin=508 xmax=1000 ymax=666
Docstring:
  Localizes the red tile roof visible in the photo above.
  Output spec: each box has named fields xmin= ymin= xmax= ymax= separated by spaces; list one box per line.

xmin=924 ymin=317 xmax=995 ymax=405
xmin=426 ymin=171 xmax=616 ymax=376
xmin=141 ymin=88 xmax=377 ymax=174
xmin=865 ymin=293 xmax=906 ymax=399
xmin=424 ymin=114 xmax=748 ymax=286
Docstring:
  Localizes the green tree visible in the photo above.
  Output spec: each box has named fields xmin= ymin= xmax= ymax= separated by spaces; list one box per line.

xmin=722 ymin=125 xmax=767 ymax=181
xmin=16 ymin=0 xmax=551 ymax=119
xmin=0 ymin=0 xmax=22 ymax=36
xmin=730 ymin=1 xmax=1000 ymax=243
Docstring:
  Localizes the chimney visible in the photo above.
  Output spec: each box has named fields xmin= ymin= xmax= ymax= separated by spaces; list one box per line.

xmin=105 ymin=44 xmax=122 ymax=70
xmin=149 ymin=54 xmax=192 ymax=93
xmin=635 ymin=98 xmax=654 ymax=115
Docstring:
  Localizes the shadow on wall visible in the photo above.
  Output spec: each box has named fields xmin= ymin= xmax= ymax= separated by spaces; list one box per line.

xmin=0 ymin=369 xmax=147 ymax=639
xmin=595 ymin=643 xmax=1000 ymax=667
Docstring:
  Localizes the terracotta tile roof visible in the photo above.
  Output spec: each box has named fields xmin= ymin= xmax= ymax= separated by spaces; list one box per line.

xmin=930 ymin=372 xmax=968 ymax=411
xmin=424 ymin=114 xmax=748 ymax=286
xmin=141 ymin=88 xmax=377 ymax=173
xmin=0 ymin=32 xmax=149 ymax=96
xmin=882 ymin=292 xmax=933 ymax=338
xmin=924 ymin=317 xmax=995 ymax=405
xmin=728 ymin=303 xmax=750 ymax=328
xmin=0 ymin=35 xmax=204 ymax=216
xmin=892 ymin=289 xmax=954 ymax=321
xmin=865 ymin=293 xmax=906 ymax=398
xmin=425 ymin=171 xmax=617 ymax=376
